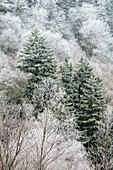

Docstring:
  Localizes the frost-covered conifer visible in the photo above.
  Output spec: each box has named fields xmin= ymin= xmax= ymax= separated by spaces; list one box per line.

xmin=73 ymin=59 xmax=106 ymax=150
xmin=56 ymin=0 xmax=76 ymax=16
xmin=61 ymin=58 xmax=72 ymax=89
xmin=18 ymin=30 xmax=56 ymax=98
xmin=60 ymin=58 xmax=74 ymax=116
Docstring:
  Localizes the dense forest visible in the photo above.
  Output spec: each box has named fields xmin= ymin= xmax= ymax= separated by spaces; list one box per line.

xmin=0 ymin=0 xmax=113 ymax=170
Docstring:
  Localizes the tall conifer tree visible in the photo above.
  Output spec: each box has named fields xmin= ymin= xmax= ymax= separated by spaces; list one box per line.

xmin=60 ymin=58 xmax=74 ymax=116
xmin=18 ymin=30 xmax=56 ymax=99
xmin=72 ymin=59 xmax=106 ymax=150
xmin=61 ymin=58 xmax=72 ymax=89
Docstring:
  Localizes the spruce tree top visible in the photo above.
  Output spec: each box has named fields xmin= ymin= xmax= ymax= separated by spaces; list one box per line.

xmin=75 ymin=58 xmax=92 ymax=82
xmin=60 ymin=57 xmax=73 ymax=89
xmin=18 ymin=30 xmax=56 ymax=83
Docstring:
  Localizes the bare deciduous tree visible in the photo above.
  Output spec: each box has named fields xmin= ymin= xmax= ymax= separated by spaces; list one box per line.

xmin=0 ymin=106 xmax=29 ymax=170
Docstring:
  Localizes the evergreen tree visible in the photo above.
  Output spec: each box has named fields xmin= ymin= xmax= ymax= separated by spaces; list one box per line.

xmin=27 ymin=0 xmax=37 ymax=7
xmin=78 ymin=0 xmax=98 ymax=6
xmin=104 ymin=0 xmax=113 ymax=34
xmin=56 ymin=0 xmax=76 ymax=16
xmin=60 ymin=58 xmax=74 ymax=116
xmin=18 ymin=30 xmax=56 ymax=99
xmin=72 ymin=59 xmax=106 ymax=150
xmin=60 ymin=58 xmax=72 ymax=89
xmin=47 ymin=0 xmax=57 ymax=21
xmin=98 ymin=0 xmax=113 ymax=34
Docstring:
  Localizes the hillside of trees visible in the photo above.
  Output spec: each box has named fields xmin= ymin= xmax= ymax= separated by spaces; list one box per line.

xmin=0 ymin=0 xmax=113 ymax=170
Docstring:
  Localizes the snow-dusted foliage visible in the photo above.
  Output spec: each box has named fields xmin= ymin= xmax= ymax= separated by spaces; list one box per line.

xmin=27 ymin=112 xmax=91 ymax=170
xmin=43 ymin=31 xmax=82 ymax=61
xmin=68 ymin=3 xmax=113 ymax=62
xmin=0 ymin=13 xmax=25 ymax=54
xmin=0 ymin=0 xmax=113 ymax=169
xmin=0 ymin=100 xmax=91 ymax=170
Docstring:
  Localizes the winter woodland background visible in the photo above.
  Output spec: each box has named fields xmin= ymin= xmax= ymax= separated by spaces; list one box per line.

xmin=0 ymin=0 xmax=113 ymax=170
